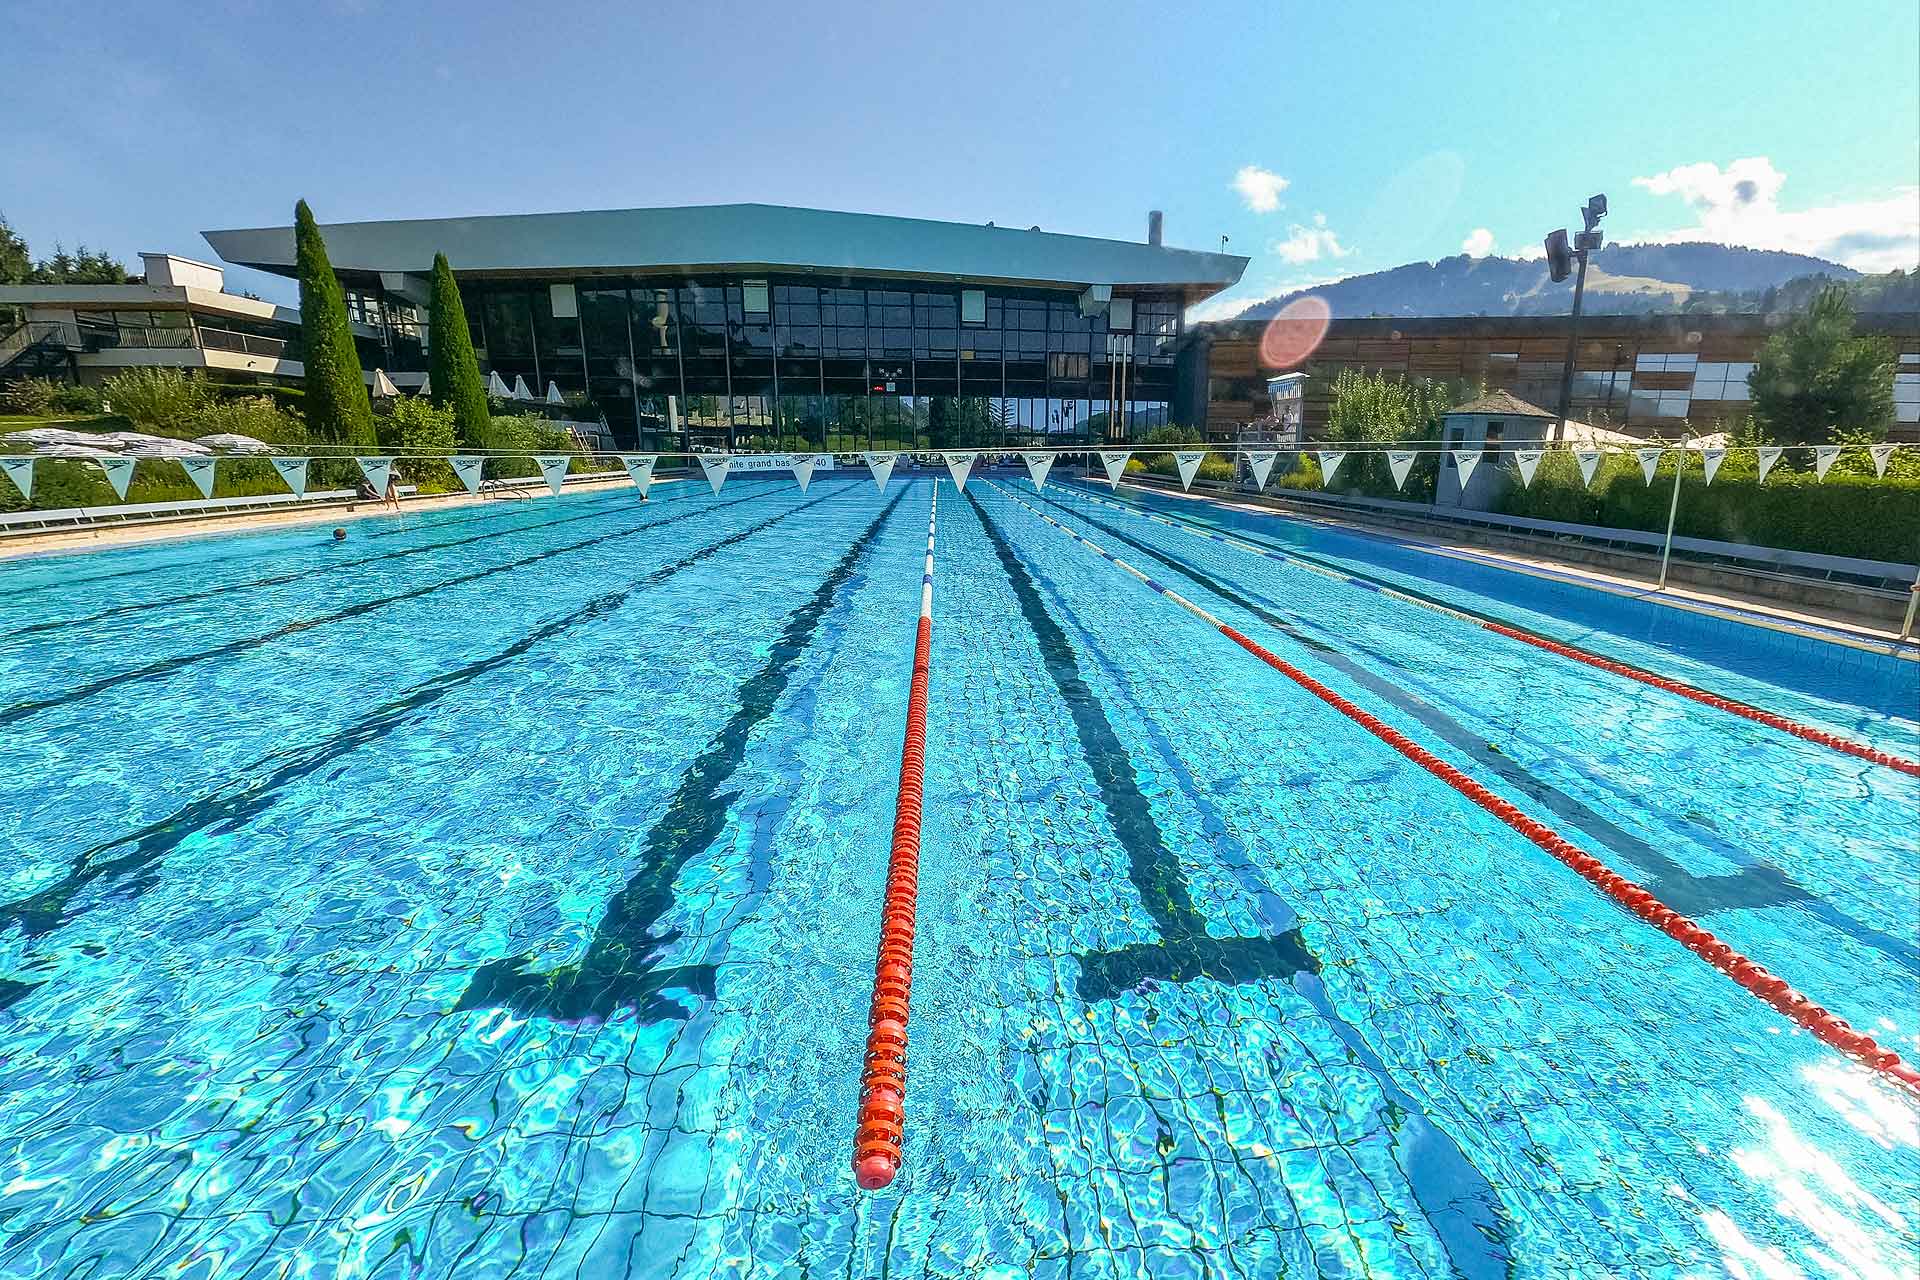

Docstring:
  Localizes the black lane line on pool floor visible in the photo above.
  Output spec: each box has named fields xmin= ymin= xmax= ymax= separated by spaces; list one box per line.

xmin=0 ymin=483 xmax=696 ymax=643
xmin=1033 ymin=488 xmax=1920 ymax=977
xmin=0 ymin=481 xmax=851 ymax=729
xmin=965 ymin=490 xmax=1513 ymax=1278
xmin=0 ymin=488 xmax=862 ymax=961
xmin=455 ymin=486 xmax=912 ymax=1024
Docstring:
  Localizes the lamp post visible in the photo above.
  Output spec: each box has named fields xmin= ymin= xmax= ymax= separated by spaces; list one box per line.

xmin=1547 ymin=194 xmax=1607 ymax=444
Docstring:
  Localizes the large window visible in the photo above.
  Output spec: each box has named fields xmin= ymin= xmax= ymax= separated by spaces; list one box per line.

xmin=1635 ymin=351 xmax=1698 ymax=373
xmin=1691 ymin=361 xmax=1754 ymax=401
xmin=1895 ymin=365 xmax=1920 ymax=423
xmin=1630 ymin=388 xmax=1691 ymax=418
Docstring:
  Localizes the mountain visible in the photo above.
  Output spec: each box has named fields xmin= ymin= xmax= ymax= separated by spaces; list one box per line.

xmin=1230 ymin=242 xmax=1867 ymax=321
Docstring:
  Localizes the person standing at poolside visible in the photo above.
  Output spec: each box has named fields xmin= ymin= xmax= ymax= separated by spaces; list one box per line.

xmin=383 ymin=474 xmax=401 ymax=511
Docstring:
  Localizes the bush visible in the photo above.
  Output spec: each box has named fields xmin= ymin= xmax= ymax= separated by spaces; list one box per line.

xmin=378 ymin=397 xmax=458 ymax=491
xmin=485 ymin=412 xmax=583 ymax=481
xmin=0 ymin=376 xmax=59 ymax=415
xmin=100 ymin=367 xmax=212 ymax=434
xmin=51 ymin=383 xmax=103 ymax=414
xmin=191 ymin=395 xmax=308 ymax=447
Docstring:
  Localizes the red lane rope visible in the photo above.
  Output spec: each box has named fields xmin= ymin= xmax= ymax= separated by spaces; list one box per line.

xmin=852 ymin=491 xmax=938 ymax=1190
xmin=1216 ymin=620 xmax=1920 ymax=1096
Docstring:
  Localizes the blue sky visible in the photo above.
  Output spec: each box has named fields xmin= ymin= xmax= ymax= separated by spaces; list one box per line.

xmin=2 ymin=0 xmax=1915 ymax=313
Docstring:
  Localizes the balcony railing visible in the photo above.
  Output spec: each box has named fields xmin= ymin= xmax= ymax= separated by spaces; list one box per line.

xmin=198 ymin=327 xmax=291 ymax=359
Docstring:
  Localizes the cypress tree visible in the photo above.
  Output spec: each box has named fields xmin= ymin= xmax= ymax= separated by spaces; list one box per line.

xmin=293 ymin=199 xmax=376 ymax=447
xmin=427 ymin=252 xmax=491 ymax=447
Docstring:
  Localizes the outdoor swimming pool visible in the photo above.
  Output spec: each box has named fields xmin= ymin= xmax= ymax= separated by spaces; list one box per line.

xmin=0 ymin=470 xmax=1914 ymax=1278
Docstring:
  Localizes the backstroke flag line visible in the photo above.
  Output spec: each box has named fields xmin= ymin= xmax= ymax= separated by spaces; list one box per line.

xmin=1246 ymin=450 xmax=1278 ymax=489
xmin=1814 ymin=445 xmax=1840 ymax=480
xmin=1316 ymin=451 xmax=1345 ymax=486
xmin=792 ymin=454 xmax=816 ymax=493
xmin=1388 ymin=450 xmax=1418 ymax=490
xmin=1757 ymin=446 xmax=1783 ymax=482
xmin=271 ymin=456 xmax=309 ymax=498
xmin=536 ymin=454 xmax=571 ymax=497
xmin=99 ymin=455 xmax=136 ymax=499
xmin=357 ymin=456 xmax=394 ymax=495
xmin=1702 ymin=447 xmax=1726 ymax=485
xmin=450 ymin=456 xmax=485 ymax=495
xmin=181 ymin=456 xmax=217 ymax=499
xmin=0 ymin=456 xmax=35 ymax=500
xmin=699 ymin=454 xmax=732 ymax=495
xmin=619 ymin=454 xmax=656 ymax=497
xmin=864 ymin=452 xmax=896 ymax=491
xmin=1577 ymin=449 xmax=1603 ymax=487
xmin=1637 ymin=448 xmax=1663 ymax=485
xmin=1871 ymin=443 xmax=1896 ymax=478
xmin=1174 ymin=450 xmax=1206 ymax=490
xmin=1514 ymin=448 xmax=1544 ymax=487
xmin=944 ymin=451 xmax=976 ymax=491
xmin=1022 ymin=451 xmax=1055 ymax=491
xmin=1452 ymin=449 xmax=1483 ymax=489
xmin=1098 ymin=450 xmax=1131 ymax=486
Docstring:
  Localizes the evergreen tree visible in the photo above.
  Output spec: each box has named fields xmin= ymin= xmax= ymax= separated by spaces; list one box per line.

xmin=293 ymin=200 xmax=375 ymax=447
xmin=426 ymin=252 xmax=490 ymax=447
xmin=1748 ymin=285 xmax=1895 ymax=446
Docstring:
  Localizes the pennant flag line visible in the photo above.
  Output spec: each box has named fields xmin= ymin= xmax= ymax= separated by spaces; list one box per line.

xmin=1576 ymin=449 xmax=1603 ymax=487
xmin=1514 ymin=448 xmax=1544 ymax=488
xmin=1701 ymin=447 xmax=1726 ymax=485
xmin=270 ymin=456 xmax=310 ymax=498
xmin=1387 ymin=450 xmax=1418 ymax=490
xmin=699 ymin=453 xmax=732 ymax=495
xmin=943 ymin=451 xmax=977 ymax=491
xmin=0 ymin=456 xmax=35 ymax=500
xmin=98 ymin=455 xmax=136 ymax=499
xmin=1452 ymin=449 xmax=1483 ymax=489
xmin=1021 ymin=451 xmax=1054 ymax=491
xmin=619 ymin=454 xmax=657 ymax=498
xmin=535 ymin=454 xmax=571 ymax=496
xmin=1316 ymin=450 xmax=1346 ymax=485
xmin=450 ymin=456 xmax=486 ymax=495
xmin=1636 ymin=448 xmax=1664 ymax=485
xmin=1756 ymin=446 xmax=1784 ymax=482
xmin=864 ymin=451 xmax=897 ymax=492
xmin=1173 ymin=450 xmax=1207 ymax=490
xmin=1098 ymin=450 xmax=1131 ymax=486
xmin=791 ymin=454 xmax=816 ymax=493
xmin=357 ymin=456 xmax=395 ymax=496
xmin=1871 ymin=443 xmax=1896 ymax=478
xmin=1246 ymin=450 xmax=1278 ymax=489
xmin=1814 ymin=445 xmax=1841 ymax=480
xmin=180 ymin=456 xmax=218 ymax=499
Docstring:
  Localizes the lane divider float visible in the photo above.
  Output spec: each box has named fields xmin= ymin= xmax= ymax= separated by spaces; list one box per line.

xmin=852 ymin=485 xmax=939 ymax=1190
xmin=994 ymin=482 xmax=1920 ymax=1096
xmin=1068 ymin=484 xmax=1920 ymax=779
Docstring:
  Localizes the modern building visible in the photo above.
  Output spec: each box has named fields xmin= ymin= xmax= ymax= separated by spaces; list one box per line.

xmin=0 ymin=253 xmax=386 ymax=390
xmin=1188 ymin=312 xmax=1920 ymax=442
xmin=200 ymin=204 xmax=1248 ymax=452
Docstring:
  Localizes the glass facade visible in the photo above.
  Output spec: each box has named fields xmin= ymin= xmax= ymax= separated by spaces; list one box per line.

xmin=373 ymin=272 xmax=1182 ymax=451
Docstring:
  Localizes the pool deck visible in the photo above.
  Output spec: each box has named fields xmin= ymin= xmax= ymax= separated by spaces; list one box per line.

xmin=1123 ymin=480 xmax=1920 ymax=662
xmin=0 ymin=473 xmax=649 ymax=561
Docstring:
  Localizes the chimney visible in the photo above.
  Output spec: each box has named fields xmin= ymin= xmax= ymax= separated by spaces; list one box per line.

xmin=1147 ymin=210 xmax=1164 ymax=247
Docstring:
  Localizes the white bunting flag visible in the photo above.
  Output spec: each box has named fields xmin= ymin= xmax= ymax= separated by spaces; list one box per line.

xmin=1636 ymin=447 xmax=1664 ymax=485
xmin=180 ymin=456 xmax=217 ymax=499
xmin=357 ymin=456 xmax=394 ymax=496
xmin=864 ymin=451 xmax=897 ymax=492
xmin=450 ymin=455 xmax=486 ymax=494
xmin=487 ymin=370 xmax=511 ymax=398
xmin=1387 ymin=449 xmax=1418 ymax=490
xmin=1021 ymin=451 xmax=1055 ymax=491
xmin=511 ymin=375 xmax=534 ymax=401
xmin=618 ymin=454 xmax=657 ymax=497
xmin=1513 ymin=448 xmax=1544 ymax=488
xmin=1452 ymin=449 xmax=1484 ymax=489
xmin=1870 ymin=443 xmax=1896 ymax=478
xmin=0 ymin=456 xmax=35 ymax=500
xmin=1814 ymin=445 xmax=1841 ymax=480
xmin=1756 ymin=446 xmax=1784 ymax=482
xmin=1701 ymin=447 xmax=1726 ymax=485
xmin=1576 ymin=449 xmax=1603 ymax=487
xmin=791 ymin=454 xmax=816 ymax=493
xmin=1316 ymin=450 xmax=1346 ymax=485
xmin=1173 ymin=450 xmax=1207 ymax=490
xmin=98 ymin=455 xmax=136 ymax=499
xmin=943 ymin=451 xmax=977 ymax=491
xmin=270 ymin=455 xmax=309 ymax=497
xmin=699 ymin=453 xmax=732 ymax=495
xmin=1098 ymin=449 xmax=1131 ymax=487
xmin=535 ymin=454 xmax=571 ymax=496
xmin=1246 ymin=450 xmax=1279 ymax=489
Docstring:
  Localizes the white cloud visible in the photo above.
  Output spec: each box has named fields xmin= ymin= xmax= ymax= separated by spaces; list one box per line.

xmin=1460 ymin=227 xmax=1496 ymax=257
xmin=1268 ymin=213 xmax=1352 ymax=265
xmin=1233 ymin=165 xmax=1290 ymax=213
xmin=1631 ymin=156 xmax=1919 ymax=272
xmin=1512 ymin=240 xmax=1546 ymax=261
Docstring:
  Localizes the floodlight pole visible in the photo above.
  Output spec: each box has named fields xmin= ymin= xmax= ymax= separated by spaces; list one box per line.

xmin=1552 ymin=243 xmax=1592 ymax=445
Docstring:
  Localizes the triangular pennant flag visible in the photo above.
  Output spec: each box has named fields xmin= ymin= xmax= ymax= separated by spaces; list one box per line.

xmin=1097 ymin=449 xmax=1131 ymax=486
xmin=511 ymin=375 xmax=534 ymax=401
xmin=1576 ymin=449 xmax=1603 ymax=487
xmin=1870 ymin=443 xmax=1896 ymax=478
xmin=535 ymin=454 xmax=571 ymax=496
xmin=1814 ymin=445 xmax=1841 ymax=480
xmin=270 ymin=456 xmax=309 ymax=498
xmin=864 ymin=451 xmax=897 ymax=492
xmin=545 ymin=381 xmax=565 ymax=405
xmin=487 ymin=370 xmax=511 ymax=397
xmin=1701 ymin=447 xmax=1726 ymax=485
xmin=1246 ymin=450 xmax=1278 ymax=489
xmin=619 ymin=454 xmax=657 ymax=497
xmin=180 ymin=456 xmax=217 ymax=499
xmin=0 ymin=456 xmax=35 ymax=500
xmin=1756 ymin=446 xmax=1783 ymax=482
xmin=98 ymin=455 xmax=136 ymax=499
xmin=791 ymin=455 xmax=816 ymax=493
xmin=1452 ymin=449 xmax=1483 ymax=489
xmin=1316 ymin=450 xmax=1346 ymax=486
xmin=699 ymin=453 xmax=732 ymax=495
xmin=1173 ymin=450 xmax=1207 ymax=490
xmin=449 ymin=456 xmax=485 ymax=494
xmin=1637 ymin=447 xmax=1664 ymax=485
xmin=1387 ymin=449 xmax=1418 ymax=490
xmin=1513 ymin=448 xmax=1544 ymax=488
xmin=357 ymin=456 xmax=394 ymax=495
xmin=1021 ymin=451 xmax=1054 ymax=491
xmin=943 ymin=451 xmax=977 ymax=491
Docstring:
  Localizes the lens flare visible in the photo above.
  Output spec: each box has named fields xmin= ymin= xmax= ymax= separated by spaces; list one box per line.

xmin=1259 ymin=295 xmax=1332 ymax=370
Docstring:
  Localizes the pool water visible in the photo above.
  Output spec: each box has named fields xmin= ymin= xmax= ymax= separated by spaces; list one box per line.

xmin=0 ymin=471 xmax=1914 ymax=1278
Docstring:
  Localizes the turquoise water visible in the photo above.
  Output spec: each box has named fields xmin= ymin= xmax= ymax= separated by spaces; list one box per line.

xmin=0 ymin=471 xmax=1914 ymax=1278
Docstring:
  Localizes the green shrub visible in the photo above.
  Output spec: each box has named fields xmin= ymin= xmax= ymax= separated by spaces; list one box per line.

xmin=0 ymin=376 xmax=59 ymax=415
xmin=100 ymin=367 xmax=212 ymax=434
xmin=190 ymin=395 xmax=308 ymax=448
xmin=50 ymin=383 xmax=103 ymax=414
xmin=294 ymin=199 xmax=376 ymax=446
xmin=378 ymin=397 xmax=458 ymax=491
xmin=427 ymin=252 xmax=491 ymax=448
